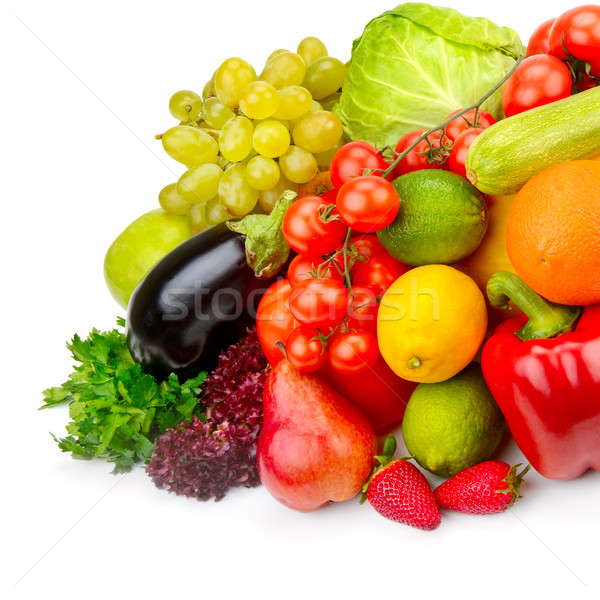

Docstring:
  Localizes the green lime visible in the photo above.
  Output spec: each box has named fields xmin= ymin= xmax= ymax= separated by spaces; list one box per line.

xmin=378 ymin=169 xmax=488 ymax=266
xmin=401 ymin=363 xmax=505 ymax=477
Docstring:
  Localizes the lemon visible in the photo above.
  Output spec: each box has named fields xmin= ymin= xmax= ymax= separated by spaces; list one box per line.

xmin=377 ymin=265 xmax=487 ymax=383
xmin=402 ymin=363 xmax=505 ymax=477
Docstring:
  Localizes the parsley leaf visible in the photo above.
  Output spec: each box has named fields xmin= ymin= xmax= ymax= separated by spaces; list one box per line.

xmin=41 ymin=319 xmax=207 ymax=472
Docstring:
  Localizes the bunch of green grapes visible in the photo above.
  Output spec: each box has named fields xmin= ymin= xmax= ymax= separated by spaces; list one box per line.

xmin=157 ymin=37 xmax=347 ymax=233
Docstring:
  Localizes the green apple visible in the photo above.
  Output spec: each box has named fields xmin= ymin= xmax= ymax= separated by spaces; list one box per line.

xmin=104 ymin=209 xmax=192 ymax=308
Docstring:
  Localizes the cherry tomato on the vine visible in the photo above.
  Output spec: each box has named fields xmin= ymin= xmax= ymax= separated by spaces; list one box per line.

xmin=289 ymin=278 xmax=348 ymax=328
xmin=287 ymin=254 xmax=344 ymax=287
xmin=328 ymin=330 xmax=380 ymax=375
xmin=282 ymin=195 xmax=347 ymax=256
xmin=258 ymin=278 xmax=292 ymax=310
xmin=286 ymin=326 xmax=327 ymax=373
xmin=448 ymin=128 xmax=484 ymax=179
xmin=256 ymin=280 xmax=299 ymax=365
xmin=336 ymin=176 xmax=400 ymax=233
xmin=549 ymin=5 xmax=600 ymax=65
xmin=346 ymin=287 xmax=379 ymax=334
xmin=393 ymin=130 xmax=450 ymax=176
xmin=330 ymin=141 xmax=389 ymax=189
xmin=444 ymin=108 xmax=496 ymax=142
xmin=527 ymin=18 xmax=556 ymax=56
xmin=348 ymin=234 xmax=386 ymax=274
xmin=352 ymin=252 xmax=410 ymax=298
xmin=502 ymin=55 xmax=572 ymax=117
xmin=320 ymin=188 xmax=338 ymax=204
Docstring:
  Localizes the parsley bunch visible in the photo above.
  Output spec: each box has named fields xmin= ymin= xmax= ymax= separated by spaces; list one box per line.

xmin=41 ymin=319 xmax=206 ymax=472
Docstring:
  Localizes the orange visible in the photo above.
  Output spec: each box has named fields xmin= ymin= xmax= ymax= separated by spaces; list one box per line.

xmin=506 ymin=160 xmax=600 ymax=306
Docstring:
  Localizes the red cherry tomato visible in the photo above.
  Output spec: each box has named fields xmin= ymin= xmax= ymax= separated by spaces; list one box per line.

xmin=348 ymin=234 xmax=386 ymax=273
xmin=330 ymin=141 xmax=389 ymax=189
xmin=286 ymin=326 xmax=327 ymax=373
xmin=282 ymin=195 xmax=347 ymax=256
xmin=346 ymin=287 xmax=379 ymax=334
xmin=256 ymin=280 xmax=299 ymax=365
xmin=289 ymin=278 xmax=348 ymax=328
xmin=320 ymin=188 xmax=338 ymax=204
xmin=287 ymin=254 xmax=343 ymax=287
xmin=328 ymin=331 xmax=380 ymax=374
xmin=393 ymin=130 xmax=450 ymax=176
xmin=336 ymin=176 xmax=400 ymax=233
xmin=352 ymin=253 xmax=410 ymax=299
xmin=549 ymin=5 xmax=600 ymax=63
xmin=527 ymin=18 xmax=556 ymax=56
xmin=444 ymin=108 xmax=496 ymax=142
xmin=258 ymin=278 xmax=292 ymax=309
xmin=502 ymin=55 xmax=572 ymax=118
xmin=448 ymin=128 xmax=484 ymax=179
xmin=351 ymin=234 xmax=386 ymax=258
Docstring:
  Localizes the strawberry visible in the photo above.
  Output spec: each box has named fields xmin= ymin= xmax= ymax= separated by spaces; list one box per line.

xmin=434 ymin=460 xmax=530 ymax=515
xmin=362 ymin=436 xmax=441 ymax=530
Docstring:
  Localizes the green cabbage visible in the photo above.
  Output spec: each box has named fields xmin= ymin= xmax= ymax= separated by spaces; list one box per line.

xmin=336 ymin=3 xmax=523 ymax=148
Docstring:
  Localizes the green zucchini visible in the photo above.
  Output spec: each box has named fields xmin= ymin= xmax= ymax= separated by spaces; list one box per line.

xmin=466 ymin=86 xmax=600 ymax=195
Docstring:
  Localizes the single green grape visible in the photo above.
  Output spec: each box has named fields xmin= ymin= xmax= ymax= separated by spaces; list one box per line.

xmin=279 ymin=145 xmax=318 ymax=184
xmin=314 ymin=139 xmax=343 ymax=168
xmin=239 ymin=81 xmax=280 ymax=120
xmin=289 ymin=99 xmax=322 ymax=129
xmin=292 ymin=110 xmax=343 ymax=154
xmin=245 ymin=156 xmax=281 ymax=191
xmin=205 ymin=196 xmax=233 ymax=225
xmin=162 ymin=125 xmax=219 ymax=167
xmin=260 ymin=52 xmax=306 ymax=89
xmin=159 ymin=183 xmax=192 ymax=215
xmin=303 ymin=56 xmax=346 ymax=100
xmin=189 ymin=203 xmax=208 ymax=234
xmin=219 ymin=116 xmax=254 ymax=162
xmin=273 ymin=85 xmax=313 ymax=120
xmin=169 ymin=90 xmax=203 ymax=122
xmin=320 ymin=91 xmax=341 ymax=112
xmin=202 ymin=74 xmax=215 ymax=100
xmin=218 ymin=163 xmax=259 ymax=216
xmin=177 ymin=163 xmax=223 ymax=204
xmin=214 ymin=57 xmax=256 ymax=108
xmin=252 ymin=120 xmax=290 ymax=158
xmin=202 ymin=97 xmax=235 ymax=129
xmin=267 ymin=49 xmax=290 ymax=63
xmin=259 ymin=176 xmax=298 ymax=213
xmin=297 ymin=37 xmax=328 ymax=66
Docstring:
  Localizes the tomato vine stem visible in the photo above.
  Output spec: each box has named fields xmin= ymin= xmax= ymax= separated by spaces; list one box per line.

xmin=381 ymin=54 xmax=524 ymax=178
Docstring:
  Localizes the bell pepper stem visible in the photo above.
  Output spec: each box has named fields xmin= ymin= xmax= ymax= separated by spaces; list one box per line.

xmin=487 ymin=271 xmax=581 ymax=342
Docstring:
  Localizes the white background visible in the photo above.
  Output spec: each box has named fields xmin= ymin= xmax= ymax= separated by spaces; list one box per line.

xmin=2 ymin=1 xmax=599 ymax=598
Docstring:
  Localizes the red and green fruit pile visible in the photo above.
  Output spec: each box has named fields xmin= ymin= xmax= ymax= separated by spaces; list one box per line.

xmin=44 ymin=2 xmax=600 ymax=532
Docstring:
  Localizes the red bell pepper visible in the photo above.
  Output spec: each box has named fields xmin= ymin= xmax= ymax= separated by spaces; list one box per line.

xmin=481 ymin=271 xmax=600 ymax=480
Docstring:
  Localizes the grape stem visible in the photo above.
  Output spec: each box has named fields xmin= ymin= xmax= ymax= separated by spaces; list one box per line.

xmin=381 ymin=55 xmax=524 ymax=178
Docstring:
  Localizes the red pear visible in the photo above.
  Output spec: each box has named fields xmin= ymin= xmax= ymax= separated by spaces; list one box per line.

xmin=257 ymin=360 xmax=376 ymax=512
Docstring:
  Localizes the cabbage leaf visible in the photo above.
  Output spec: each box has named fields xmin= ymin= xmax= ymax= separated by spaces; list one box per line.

xmin=336 ymin=3 xmax=524 ymax=148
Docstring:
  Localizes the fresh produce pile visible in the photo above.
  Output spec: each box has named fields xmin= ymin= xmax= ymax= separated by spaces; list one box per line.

xmin=45 ymin=3 xmax=600 ymax=530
